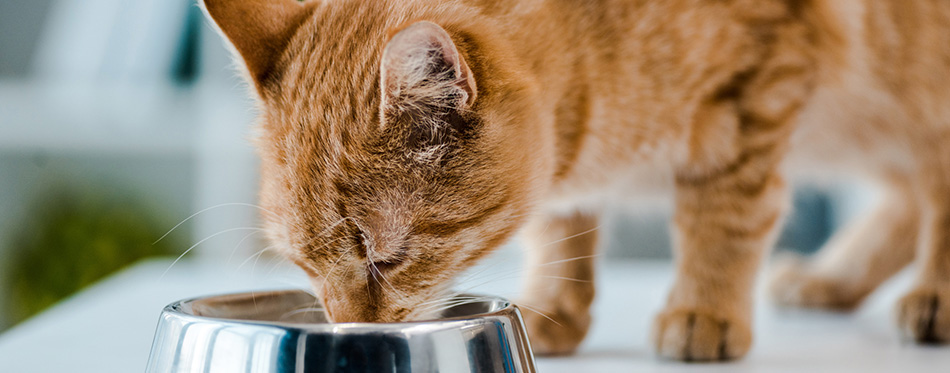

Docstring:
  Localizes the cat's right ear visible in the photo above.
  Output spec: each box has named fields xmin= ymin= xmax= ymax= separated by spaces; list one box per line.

xmin=201 ymin=0 xmax=315 ymax=95
xmin=380 ymin=21 xmax=478 ymax=113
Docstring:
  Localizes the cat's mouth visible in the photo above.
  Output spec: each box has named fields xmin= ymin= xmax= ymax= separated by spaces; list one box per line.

xmin=317 ymin=267 xmax=449 ymax=324
xmin=321 ymin=290 xmax=414 ymax=323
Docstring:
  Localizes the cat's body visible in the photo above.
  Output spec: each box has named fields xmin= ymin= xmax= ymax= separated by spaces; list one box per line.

xmin=204 ymin=0 xmax=950 ymax=360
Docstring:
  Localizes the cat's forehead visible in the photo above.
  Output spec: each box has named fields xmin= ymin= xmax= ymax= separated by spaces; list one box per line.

xmin=274 ymin=46 xmax=379 ymax=124
xmin=260 ymin=28 xmax=387 ymax=158
xmin=273 ymin=1 xmax=407 ymax=115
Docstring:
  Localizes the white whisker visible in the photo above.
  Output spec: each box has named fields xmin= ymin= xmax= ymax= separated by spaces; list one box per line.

xmin=536 ymin=254 xmax=602 ymax=267
xmin=161 ymin=227 xmax=262 ymax=278
xmin=454 ymin=253 xmax=601 ymax=291
xmin=515 ymin=303 xmax=562 ymax=327
xmin=237 ymin=245 xmax=274 ymax=271
xmin=153 ymin=202 xmax=278 ymax=245
xmin=227 ymin=230 xmax=263 ymax=266
xmin=414 ymin=295 xmax=499 ymax=316
xmin=535 ymin=225 xmax=603 ymax=249
xmin=537 ymin=275 xmax=592 ymax=283
xmin=280 ymin=307 xmax=325 ymax=320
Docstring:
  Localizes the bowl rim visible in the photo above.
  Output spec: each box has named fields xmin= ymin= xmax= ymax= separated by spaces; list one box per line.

xmin=160 ymin=289 xmax=518 ymax=331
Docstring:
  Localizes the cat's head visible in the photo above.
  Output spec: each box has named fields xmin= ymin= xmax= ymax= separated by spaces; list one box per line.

xmin=204 ymin=0 xmax=552 ymax=322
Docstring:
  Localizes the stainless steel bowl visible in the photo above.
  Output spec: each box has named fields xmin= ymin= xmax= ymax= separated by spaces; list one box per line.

xmin=146 ymin=290 xmax=536 ymax=372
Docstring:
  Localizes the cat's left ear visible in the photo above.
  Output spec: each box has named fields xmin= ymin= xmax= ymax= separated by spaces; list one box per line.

xmin=201 ymin=0 xmax=315 ymax=95
xmin=380 ymin=21 xmax=478 ymax=112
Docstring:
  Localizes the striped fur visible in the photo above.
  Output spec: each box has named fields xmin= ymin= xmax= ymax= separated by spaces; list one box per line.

xmin=204 ymin=0 xmax=950 ymax=360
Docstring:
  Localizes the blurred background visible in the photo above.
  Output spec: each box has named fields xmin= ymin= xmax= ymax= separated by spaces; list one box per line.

xmin=0 ymin=0 xmax=868 ymax=333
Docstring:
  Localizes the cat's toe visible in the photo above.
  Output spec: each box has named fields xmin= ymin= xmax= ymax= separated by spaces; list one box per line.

xmin=519 ymin=303 xmax=590 ymax=356
xmin=767 ymin=254 xmax=865 ymax=311
xmin=896 ymin=287 xmax=950 ymax=344
xmin=652 ymin=308 xmax=751 ymax=361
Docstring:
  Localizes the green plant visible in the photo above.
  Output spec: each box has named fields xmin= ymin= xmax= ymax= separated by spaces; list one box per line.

xmin=3 ymin=184 xmax=186 ymax=326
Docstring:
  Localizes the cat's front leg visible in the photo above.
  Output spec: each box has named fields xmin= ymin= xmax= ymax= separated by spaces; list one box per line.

xmin=654 ymin=164 xmax=788 ymax=361
xmin=518 ymin=211 xmax=599 ymax=355
xmin=651 ymin=14 xmax=812 ymax=359
xmin=653 ymin=62 xmax=805 ymax=361
xmin=655 ymin=128 xmax=794 ymax=361
xmin=895 ymin=176 xmax=950 ymax=343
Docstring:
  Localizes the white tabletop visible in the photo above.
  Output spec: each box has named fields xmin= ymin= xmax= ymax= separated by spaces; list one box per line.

xmin=1 ymin=256 xmax=947 ymax=372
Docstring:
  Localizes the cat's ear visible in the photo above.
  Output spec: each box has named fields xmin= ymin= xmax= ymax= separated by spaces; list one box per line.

xmin=201 ymin=0 xmax=314 ymax=93
xmin=380 ymin=21 xmax=478 ymax=112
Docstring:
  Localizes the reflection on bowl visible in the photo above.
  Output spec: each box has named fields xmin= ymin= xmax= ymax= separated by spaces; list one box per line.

xmin=146 ymin=290 xmax=536 ymax=373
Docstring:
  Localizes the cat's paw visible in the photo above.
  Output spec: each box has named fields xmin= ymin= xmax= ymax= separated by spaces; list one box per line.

xmin=652 ymin=308 xmax=751 ymax=361
xmin=768 ymin=255 xmax=865 ymax=311
xmin=519 ymin=303 xmax=591 ymax=356
xmin=896 ymin=287 xmax=950 ymax=343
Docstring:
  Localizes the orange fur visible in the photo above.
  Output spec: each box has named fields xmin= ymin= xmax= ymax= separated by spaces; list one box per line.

xmin=203 ymin=0 xmax=950 ymax=360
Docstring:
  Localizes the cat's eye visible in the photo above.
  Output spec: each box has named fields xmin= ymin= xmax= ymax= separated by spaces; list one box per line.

xmin=369 ymin=245 xmax=409 ymax=274
xmin=370 ymin=257 xmax=403 ymax=273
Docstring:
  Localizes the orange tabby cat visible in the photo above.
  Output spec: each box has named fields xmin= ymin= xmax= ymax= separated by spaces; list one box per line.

xmin=203 ymin=0 xmax=950 ymax=360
